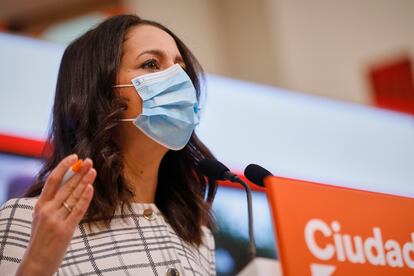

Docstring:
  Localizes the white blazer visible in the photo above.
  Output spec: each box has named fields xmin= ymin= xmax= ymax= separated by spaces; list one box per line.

xmin=0 ymin=198 xmax=216 ymax=276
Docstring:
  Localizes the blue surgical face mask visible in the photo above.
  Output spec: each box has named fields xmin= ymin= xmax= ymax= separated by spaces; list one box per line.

xmin=113 ymin=64 xmax=200 ymax=150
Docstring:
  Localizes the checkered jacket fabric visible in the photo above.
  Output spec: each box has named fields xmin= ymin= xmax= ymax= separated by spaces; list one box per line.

xmin=0 ymin=197 xmax=216 ymax=275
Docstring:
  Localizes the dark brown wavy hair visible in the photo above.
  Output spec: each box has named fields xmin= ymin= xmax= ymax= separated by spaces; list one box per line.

xmin=25 ymin=14 xmax=217 ymax=246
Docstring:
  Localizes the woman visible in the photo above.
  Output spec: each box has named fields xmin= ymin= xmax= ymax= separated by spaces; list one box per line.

xmin=0 ymin=15 xmax=217 ymax=276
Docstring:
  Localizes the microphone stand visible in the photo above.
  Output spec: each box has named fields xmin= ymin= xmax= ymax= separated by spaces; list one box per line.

xmin=223 ymin=172 xmax=256 ymax=261
xmin=197 ymin=159 xmax=280 ymax=275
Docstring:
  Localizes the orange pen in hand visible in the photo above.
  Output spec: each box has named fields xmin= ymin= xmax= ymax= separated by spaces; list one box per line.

xmin=61 ymin=159 xmax=83 ymax=186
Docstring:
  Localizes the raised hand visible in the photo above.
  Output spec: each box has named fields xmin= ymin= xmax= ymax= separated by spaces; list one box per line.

xmin=17 ymin=154 xmax=96 ymax=276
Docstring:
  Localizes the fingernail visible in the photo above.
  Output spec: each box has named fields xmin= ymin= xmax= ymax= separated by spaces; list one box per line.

xmin=69 ymin=154 xmax=78 ymax=161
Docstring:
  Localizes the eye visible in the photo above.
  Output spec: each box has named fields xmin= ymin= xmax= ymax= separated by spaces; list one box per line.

xmin=141 ymin=59 xmax=160 ymax=71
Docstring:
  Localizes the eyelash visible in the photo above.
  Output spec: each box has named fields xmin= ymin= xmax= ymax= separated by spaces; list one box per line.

xmin=140 ymin=59 xmax=187 ymax=72
xmin=141 ymin=59 xmax=160 ymax=71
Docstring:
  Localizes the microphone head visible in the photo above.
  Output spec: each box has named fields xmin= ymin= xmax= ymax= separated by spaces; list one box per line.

xmin=198 ymin=159 xmax=230 ymax=180
xmin=244 ymin=164 xmax=273 ymax=187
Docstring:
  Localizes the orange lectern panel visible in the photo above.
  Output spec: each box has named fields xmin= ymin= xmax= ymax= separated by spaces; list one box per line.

xmin=265 ymin=176 xmax=414 ymax=276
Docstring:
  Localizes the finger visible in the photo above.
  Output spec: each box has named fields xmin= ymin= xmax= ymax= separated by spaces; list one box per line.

xmin=66 ymin=184 xmax=94 ymax=228
xmin=53 ymin=158 xmax=93 ymax=208
xmin=39 ymin=154 xmax=78 ymax=203
xmin=59 ymin=168 xmax=96 ymax=218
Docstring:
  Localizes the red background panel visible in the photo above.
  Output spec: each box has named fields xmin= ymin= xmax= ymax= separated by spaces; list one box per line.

xmin=369 ymin=57 xmax=414 ymax=115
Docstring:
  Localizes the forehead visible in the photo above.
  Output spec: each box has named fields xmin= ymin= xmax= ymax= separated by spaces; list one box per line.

xmin=123 ymin=24 xmax=180 ymax=56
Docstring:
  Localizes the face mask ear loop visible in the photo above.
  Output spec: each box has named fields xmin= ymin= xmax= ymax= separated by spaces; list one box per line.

xmin=119 ymin=118 xmax=135 ymax=122
xmin=113 ymin=84 xmax=134 ymax=88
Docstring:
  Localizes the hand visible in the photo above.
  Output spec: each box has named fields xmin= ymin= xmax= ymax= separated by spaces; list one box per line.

xmin=17 ymin=154 xmax=96 ymax=276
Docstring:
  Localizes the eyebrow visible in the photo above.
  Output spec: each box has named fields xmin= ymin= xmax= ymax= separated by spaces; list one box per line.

xmin=136 ymin=49 xmax=184 ymax=63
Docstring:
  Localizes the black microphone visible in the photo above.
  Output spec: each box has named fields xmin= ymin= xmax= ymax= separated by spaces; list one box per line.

xmin=198 ymin=159 xmax=256 ymax=260
xmin=197 ymin=159 xmax=239 ymax=182
xmin=244 ymin=164 xmax=273 ymax=187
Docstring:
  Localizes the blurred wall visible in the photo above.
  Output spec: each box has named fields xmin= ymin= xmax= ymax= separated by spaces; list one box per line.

xmin=267 ymin=0 xmax=414 ymax=103
xmin=129 ymin=0 xmax=414 ymax=104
